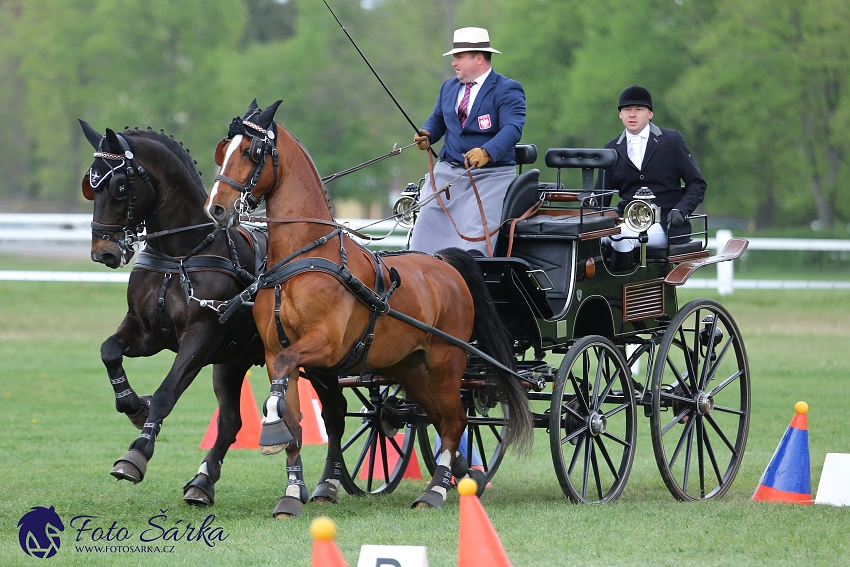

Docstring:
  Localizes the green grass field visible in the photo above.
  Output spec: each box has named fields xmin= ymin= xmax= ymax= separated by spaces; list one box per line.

xmin=1 ymin=274 xmax=849 ymax=566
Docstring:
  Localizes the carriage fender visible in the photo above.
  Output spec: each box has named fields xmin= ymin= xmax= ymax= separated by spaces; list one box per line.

xmin=572 ymin=295 xmax=615 ymax=340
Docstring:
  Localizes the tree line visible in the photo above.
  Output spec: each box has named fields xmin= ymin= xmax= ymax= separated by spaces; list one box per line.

xmin=1 ymin=0 xmax=848 ymax=231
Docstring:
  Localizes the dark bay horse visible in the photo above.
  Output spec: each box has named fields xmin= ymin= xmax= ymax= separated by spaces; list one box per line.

xmin=204 ymin=101 xmax=533 ymax=512
xmin=80 ymin=121 xmax=302 ymax=511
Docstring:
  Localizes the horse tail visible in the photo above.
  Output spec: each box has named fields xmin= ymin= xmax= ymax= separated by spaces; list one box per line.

xmin=438 ymin=247 xmax=534 ymax=455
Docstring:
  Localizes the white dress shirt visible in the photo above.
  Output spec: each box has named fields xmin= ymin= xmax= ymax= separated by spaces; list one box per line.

xmin=455 ymin=67 xmax=492 ymax=113
xmin=626 ymin=123 xmax=650 ymax=169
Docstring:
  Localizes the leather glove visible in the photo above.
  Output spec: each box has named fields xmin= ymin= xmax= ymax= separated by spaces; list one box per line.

xmin=414 ymin=129 xmax=430 ymax=151
xmin=464 ymin=147 xmax=491 ymax=168
xmin=668 ymin=209 xmax=687 ymax=227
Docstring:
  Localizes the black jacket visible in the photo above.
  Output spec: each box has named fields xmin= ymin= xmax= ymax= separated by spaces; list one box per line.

xmin=596 ymin=122 xmax=706 ymax=240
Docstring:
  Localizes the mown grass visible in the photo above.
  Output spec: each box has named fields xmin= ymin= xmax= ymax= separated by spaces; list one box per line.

xmin=1 ymin=280 xmax=849 ymax=566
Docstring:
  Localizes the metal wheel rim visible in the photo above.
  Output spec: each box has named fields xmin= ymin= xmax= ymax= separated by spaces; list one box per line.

xmin=649 ymin=299 xmax=751 ymax=501
xmin=549 ymin=335 xmax=637 ymax=503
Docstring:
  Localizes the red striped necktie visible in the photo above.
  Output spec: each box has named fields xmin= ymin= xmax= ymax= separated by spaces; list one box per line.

xmin=457 ymin=81 xmax=476 ymax=128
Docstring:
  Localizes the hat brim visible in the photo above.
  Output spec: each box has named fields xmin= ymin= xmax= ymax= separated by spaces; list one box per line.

xmin=618 ymin=100 xmax=652 ymax=110
xmin=443 ymin=47 xmax=501 ymax=56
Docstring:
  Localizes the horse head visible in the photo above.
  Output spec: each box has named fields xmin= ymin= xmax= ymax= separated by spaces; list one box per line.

xmin=80 ymin=121 xmax=156 ymax=267
xmin=79 ymin=120 xmax=206 ymax=268
xmin=205 ymin=100 xmax=285 ymax=229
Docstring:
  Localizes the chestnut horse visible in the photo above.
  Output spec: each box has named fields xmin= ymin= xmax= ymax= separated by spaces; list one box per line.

xmin=204 ymin=100 xmax=533 ymax=512
xmin=80 ymin=121 xmax=301 ymax=511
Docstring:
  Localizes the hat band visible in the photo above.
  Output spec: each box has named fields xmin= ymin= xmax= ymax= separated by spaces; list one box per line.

xmin=453 ymin=41 xmax=491 ymax=50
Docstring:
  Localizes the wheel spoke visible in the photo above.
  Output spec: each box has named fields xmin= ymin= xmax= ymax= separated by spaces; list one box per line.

xmin=667 ymin=413 xmax=696 ymax=469
xmin=704 ymin=412 xmax=739 ymax=453
xmin=595 ymin=435 xmax=621 ymax=479
xmin=600 ymin=429 xmax=630 ymax=448
xmin=665 ymin=349 xmax=694 ymax=398
xmin=703 ymin=334 xmax=734 ymax=389
xmin=660 ymin=406 xmax=691 ymax=435
xmin=696 ymin=415 xmax=706 ymax=498
xmin=707 ymin=368 xmax=743 ymax=398
xmin=601 ymin=402 xmax=631 ymax=420
xmin=567 ymin=434 xmax=586 ymax=476
xmin=351 ymin=387 xmax=371 ymax=407
xmin=568 ymin=372 xmax=590 ymax=414
xmin=582 ymin=436 xmax=593 ymax=500
xmin=379 ymin=434 xmax=390 ymax=487
xmin=341 ymin=421 xmax=370 ymax=452
xmin=590 ymin=443 xmax=603 ymax=500
xmin=562 ymin=425 xmax=588 ymax=446
xmin=702 ymin=424 xmax=724 ymax=486
xmin=698 ymin=316 xmax=720 ymax=390
xmin=682 ymin=420 xmax=695 ymax=493
xmin=592 ymin=347 xmax=605 ymax=407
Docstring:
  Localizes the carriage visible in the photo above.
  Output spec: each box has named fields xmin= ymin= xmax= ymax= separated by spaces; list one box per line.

xmin=331 ymin=144 xmax=751 ymax=504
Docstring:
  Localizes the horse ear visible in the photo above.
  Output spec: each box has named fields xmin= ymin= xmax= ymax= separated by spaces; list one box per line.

xmin=256 ymin=100 xmax=283 ymax=130
xmin=104 ymin=128 xmax=123 ymax=154
xmin=244 ymin=98 xmax=259 ymax=118
xmin=79 ymin=119 xmax=103 ymax=149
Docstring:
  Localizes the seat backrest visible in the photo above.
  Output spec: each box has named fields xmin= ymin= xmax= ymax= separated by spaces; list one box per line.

xmin=500 ymin=168 xmax=540 ymax=222
xmin=515 ymin=144 xmax=538 ymax=166
xmin=545 ymin=148 xmax=618 ymax=190
xmin=496 ymin=168 xmax=540 ymax=257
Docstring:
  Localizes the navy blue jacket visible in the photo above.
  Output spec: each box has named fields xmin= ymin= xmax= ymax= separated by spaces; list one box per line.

xmin=422 ymin=70 xmax=525 ymax=167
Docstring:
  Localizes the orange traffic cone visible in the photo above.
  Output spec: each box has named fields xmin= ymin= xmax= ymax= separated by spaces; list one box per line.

xmin=298 ymin=377 xmax=328 ymax=445
xmin=310 ymin=517 xmax=349 ymax=567
xmin=752 ymin=401 xmax=813 ymax=504
xmin=457 ymin=478 xmax=512 ymax=567
xmin=200 ymin=376 xmax=261 ymax=450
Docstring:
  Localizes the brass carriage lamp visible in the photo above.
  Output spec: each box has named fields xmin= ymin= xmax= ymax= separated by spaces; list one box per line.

xmin=623 ymin=187 xmax=659 ymax=267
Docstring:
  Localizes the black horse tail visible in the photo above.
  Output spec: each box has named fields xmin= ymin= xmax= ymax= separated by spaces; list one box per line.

xmin=438 ymin=247 xmax=534 ymax=456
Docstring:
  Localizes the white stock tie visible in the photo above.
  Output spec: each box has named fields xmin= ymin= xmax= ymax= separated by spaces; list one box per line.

xmin=629 ymin=136 xmax=642 ymax=168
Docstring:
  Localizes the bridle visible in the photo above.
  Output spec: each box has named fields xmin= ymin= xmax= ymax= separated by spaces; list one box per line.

xmin=213 ymin=113 xmax=279 ymax=214
xmin=85 ymin=133 xmax=157 ymax=263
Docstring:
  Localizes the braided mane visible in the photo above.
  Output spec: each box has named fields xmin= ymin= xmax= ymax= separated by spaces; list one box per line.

xmin=123 ymin=127 xmax=205 ymax=190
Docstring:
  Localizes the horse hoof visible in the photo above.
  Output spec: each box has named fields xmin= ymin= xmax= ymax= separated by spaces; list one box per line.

xmin=413 ymin=501 xmax=434 ymax=510
xmin=259 ymin=419 xmax=294 ymax=449
xmin=411 ymin=489 xmax=445 ymax=509
xmin=127 ymin=395 xmax=152 ymax=430
xmin=310 ymin=481 xmax=340 ymax=505
xmin=110 ymin=450 xmax=147 ymax=484
xmin=259 ymin=443 xmax=287 ymax=456
xmin=273 ymin=496 xmax=303 ymax=517
xmin=183 ymin=487 xmax=213 ymax=507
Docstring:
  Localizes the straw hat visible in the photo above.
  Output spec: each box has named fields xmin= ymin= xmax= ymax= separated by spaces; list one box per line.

xmin=443 ymin=27 xmax=501 ymax=56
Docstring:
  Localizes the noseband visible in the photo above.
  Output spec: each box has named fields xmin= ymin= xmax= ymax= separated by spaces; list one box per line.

xmin=213 ymin=115 xmax=279 ymax=213
xmin=88 ymin=133 xmax=157 ymax=263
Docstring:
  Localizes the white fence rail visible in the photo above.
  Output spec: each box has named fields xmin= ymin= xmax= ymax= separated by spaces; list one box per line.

xmin=1 ymin=214 xmax=849 ymax=292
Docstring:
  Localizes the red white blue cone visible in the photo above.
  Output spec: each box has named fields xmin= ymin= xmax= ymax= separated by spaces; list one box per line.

xmin=752 ymin=401 xmax=813 ymax=504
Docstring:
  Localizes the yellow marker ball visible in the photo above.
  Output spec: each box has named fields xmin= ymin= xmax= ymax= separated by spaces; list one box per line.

xmin=794 ymin=401 xmax=808 ymax=414
xmin=310 ymin=517 xmax=337 ymax=541
xmin=457 ymin=477 xmax=478 ymax=496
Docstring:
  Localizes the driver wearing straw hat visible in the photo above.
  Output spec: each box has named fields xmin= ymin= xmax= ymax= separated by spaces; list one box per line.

xmin=410 ymin=27 xmax=526 ymax=256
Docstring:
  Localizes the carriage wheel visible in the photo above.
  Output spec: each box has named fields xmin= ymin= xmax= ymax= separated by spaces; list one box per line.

xmin=549 ymin=335 xmax=637 ymax=503
xmin=338 ymin=383 xmax=417 ymax=496
xmin=415 ymin=400 xmax=507 ymax=484
xmin=649 ymin=299 xmax=750 ymax=501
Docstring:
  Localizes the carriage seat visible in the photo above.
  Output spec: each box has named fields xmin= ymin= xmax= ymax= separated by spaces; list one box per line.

xmin=645 ymin=239 xmax=704 ymax=259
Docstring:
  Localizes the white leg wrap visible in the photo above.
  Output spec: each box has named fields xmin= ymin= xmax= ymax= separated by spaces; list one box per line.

xmin=264 ymin=396 xmax=281 ymax=422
